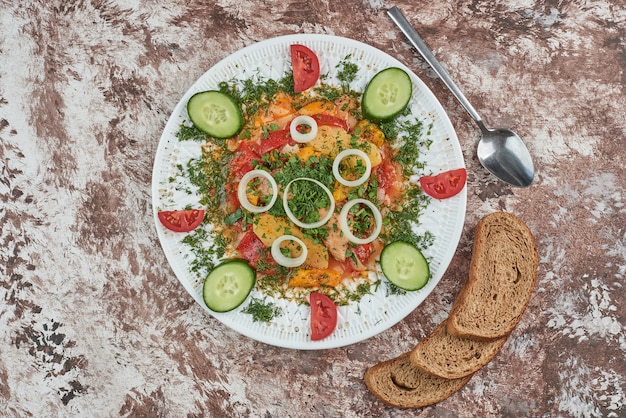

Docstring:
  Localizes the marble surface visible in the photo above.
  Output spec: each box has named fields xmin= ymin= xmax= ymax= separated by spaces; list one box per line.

xmin=1 ymin=1 xmax=624 ymax=417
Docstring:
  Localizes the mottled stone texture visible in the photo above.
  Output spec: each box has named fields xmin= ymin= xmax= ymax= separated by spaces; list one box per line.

xmin=1 ymin=1 xmax=624 ymax=417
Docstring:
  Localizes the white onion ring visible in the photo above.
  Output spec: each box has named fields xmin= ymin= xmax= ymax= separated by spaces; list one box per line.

xmin=289 ymin=115 xmax=318 ymax=143
xmin=271 ymin=235 xmax=308 ymax=268
xmin=237 ymin=169 xmax=278 ymax=213
xmin=339 ymin=198 xmax=383 ymax=244
xmin=332 ymin=149 xmax=372 ymax=187
xmin=283 ymin=177 xmax=335 ymax=229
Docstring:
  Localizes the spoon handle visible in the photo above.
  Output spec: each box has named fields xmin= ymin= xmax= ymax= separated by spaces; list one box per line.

xmin=387 ymin=6 xmax=483 ymax=125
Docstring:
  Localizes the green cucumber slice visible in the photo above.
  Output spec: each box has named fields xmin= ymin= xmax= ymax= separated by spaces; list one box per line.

xmin=202 ymin=260 xmax=255 ymax=312
xmin=380 ymin=241 xmax=430 ymax=291
xmin=187 ymin=90 xmax=244 ymax=139
xmin=362 ymin=67 xmax=412 ymax=122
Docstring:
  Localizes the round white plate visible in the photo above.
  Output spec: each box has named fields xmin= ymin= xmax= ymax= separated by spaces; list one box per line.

xmin=152 ymin=34 xmax=466 ymax=349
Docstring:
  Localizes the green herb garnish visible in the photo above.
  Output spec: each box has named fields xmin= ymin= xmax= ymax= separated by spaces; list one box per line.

xmin=336 ymin=54 xmax=359 ymax=91
xmin=242 ymin=297 xmax=283 ymax=322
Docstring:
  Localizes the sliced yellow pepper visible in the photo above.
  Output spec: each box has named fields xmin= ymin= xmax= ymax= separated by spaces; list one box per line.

xmin=298 ymin=100 xmax=336 ymax=116
xmin=296 ymin=146 xmax=322 ymax=162
xmin=332 ymin=181 xmax=352 ymax=202
xmin=288 ymin=268 xmax=342 ymax=288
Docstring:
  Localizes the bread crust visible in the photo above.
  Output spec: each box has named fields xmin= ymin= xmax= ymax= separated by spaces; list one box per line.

xmin=447 ymin=212 xmax=538 ymax=341
xmin=364 ymin=353 xmax=472 ymax=409
xmin=410 ymin=320 xmax=508 ymax=379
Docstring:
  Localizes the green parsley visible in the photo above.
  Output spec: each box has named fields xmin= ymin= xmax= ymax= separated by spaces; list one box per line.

xmin=285 ymin=179 xmax=331 ymax=224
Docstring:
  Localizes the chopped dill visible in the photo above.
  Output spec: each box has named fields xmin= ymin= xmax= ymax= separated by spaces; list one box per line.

xmin=242 ymin=297 xmax=283 ymax=322
xmin=378 ymin=119 xmax=399 ymax=140
xmin=385 ymin=281 xmax=407 ymax=296
xmin=314 ymin=55 xmax=360 ymax=101
xmin=383 ymin=186 xmax=433 ymax=250
xmin=221 ymin=73 xmax=294 ymax=118
xmin=176 ymin=124 xmax=211 ymax=142
xmin=183 ymin=148 xmax=231 ymax=219
xmin=181 ymin=226 xmax=226 ymax=278
xmin=354 ymin=282 xmax=374 ymax=300
xmin=395 ymin=120 xmax=432 ymax=175
xmin=314 ymin=84 xmax=343 ymax=102
xmin=336 ymin=54 xmax=359 ymax=91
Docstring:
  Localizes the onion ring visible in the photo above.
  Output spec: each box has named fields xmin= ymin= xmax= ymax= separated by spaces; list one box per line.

xmin=332 ymin=149 xmax=372 ymax=187
xmin=339 ymin=198 xmax=383 ymax=244
xmin=289 ymin=115 xmax=318 ymax=143
xmin=271 ymin=235 xmax=308 ymax=268
xmin=237 ymin=169 xmax=278 ymax=213
xmin=283 ymin=177 xmax=335 ymax=229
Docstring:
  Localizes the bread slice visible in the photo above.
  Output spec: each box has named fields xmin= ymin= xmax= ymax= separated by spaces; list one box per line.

xmin=410 ymin=320 xmax=507 ymax=379
xmin=447 ymin=211 xmax=538 ymax=341
xmin=364 ymin=353 xmax=471 ymax=409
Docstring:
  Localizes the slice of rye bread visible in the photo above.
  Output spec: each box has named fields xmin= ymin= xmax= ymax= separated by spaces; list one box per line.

xmin=364 ymin=353 xmax=472 ymax=409
xmin=410 ymin=320 xmax=508 ymax=379
xmin=447 ymin=211 xmax=539 ymax=341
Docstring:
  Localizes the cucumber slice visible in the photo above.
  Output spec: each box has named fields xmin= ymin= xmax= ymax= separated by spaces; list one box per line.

xmin=202 ymin=260 xmax=255 ymax=312
xmin=380 ymin=241 xmax=430 ymax=291
xmin=362 ymin=67 xmax=412 ymax=122
xmin=187 ymin=90 xmax=244 ymax=139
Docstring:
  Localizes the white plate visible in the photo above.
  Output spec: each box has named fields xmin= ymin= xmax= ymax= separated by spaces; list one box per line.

xmin=152 ymin=34 xmax=466 ymax=349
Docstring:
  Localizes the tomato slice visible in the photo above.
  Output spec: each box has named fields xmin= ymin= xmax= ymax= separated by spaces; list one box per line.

xmin=158 ymin=209 xmax=205 ymax=232
xmin=353 ymin=243 xmax=374 ymax=265
xmin=224 ymin=182 xmax=241 ymax=213
xmin=257 ymin=129 xmax=295 ymax=155
xmin=230 ymin=141 xmax=260 ymax=178
xmin=374 ymin=158 xmax=403 ymax=202
xmin=311 ymin=113 xmax=349 ymax=131
xmin=290 ymin=44 xmax=320 ymax=93
xmin=236 ymin=231 xmax=267 ymax=268
xmin=310 ymin=293 xmax=338 ymax=341
xmin=419 ymin=168 xmax=467 ymax=199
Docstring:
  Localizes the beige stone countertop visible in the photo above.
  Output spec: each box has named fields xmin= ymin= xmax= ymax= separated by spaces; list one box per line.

xmin=1 ymin=1 xmax=624 ymax=417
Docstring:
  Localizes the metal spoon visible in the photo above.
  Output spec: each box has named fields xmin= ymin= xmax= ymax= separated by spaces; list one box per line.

xmin=388 ymin=6 xmax=535 ymax=187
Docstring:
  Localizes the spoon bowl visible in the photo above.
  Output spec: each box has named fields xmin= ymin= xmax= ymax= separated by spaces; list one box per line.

xmin=388 ymin=7 xmax=535 ymax=187
xmin=476 ymin=123 xmax=535 ymax=187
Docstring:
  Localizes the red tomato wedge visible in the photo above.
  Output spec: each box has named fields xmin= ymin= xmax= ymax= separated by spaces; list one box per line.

xmin=230 ymin=141 xmax=260 ymax=178
xmin=310 ymin=293 xmax=338 ymax=341
xmin=235 ymin=231 xmax=266 ymax=268
xmin=290 ymin=44 xmax=320 ymax=93
xmin=224 ymin=182 xmax=241 ymax=214
xmin=419 ymin=168 xmax=467 ymax=199
xmin=257 ymin=129 xmax=295 ymax=155
xmin=374 ymin=158 xmax=403 ymax=202
xmin=311 ymin=113 xmax=349 ymax=131
xmin=158 ymin=209 xmax=205 ymax=232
